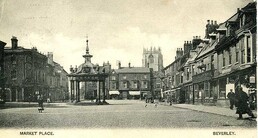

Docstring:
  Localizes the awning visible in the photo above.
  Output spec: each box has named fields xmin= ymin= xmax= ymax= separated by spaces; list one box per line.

xmin=129 ymin=91 xmax=140 ymax=95
xmin=163 ymin=89 xmax=176 ymax=93
xmin=109 ymin=91 xmax=120 ymax=95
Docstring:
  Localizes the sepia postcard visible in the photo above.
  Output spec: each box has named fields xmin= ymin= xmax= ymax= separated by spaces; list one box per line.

xmin=0 ymin=0 xmax=257 ymax=138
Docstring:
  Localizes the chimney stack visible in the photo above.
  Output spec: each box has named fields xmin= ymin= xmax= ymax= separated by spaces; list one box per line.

xmin=211 ymin=20 xmax=213 ymax=25
xmin=207 ymin=20 xmax=210 ymax=24
xmin=128 ymin=62 xmax=131 ymax=68
xmin=11 ymin=36 xmax=18 ymax=49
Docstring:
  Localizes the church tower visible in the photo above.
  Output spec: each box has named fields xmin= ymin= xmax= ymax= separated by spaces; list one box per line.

xmin=142 ymin=46 xmax=163 ymax=72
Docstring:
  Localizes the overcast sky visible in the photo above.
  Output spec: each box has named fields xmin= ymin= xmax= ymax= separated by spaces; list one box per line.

xmin=0 ymin=0 xmax=253 ymax=72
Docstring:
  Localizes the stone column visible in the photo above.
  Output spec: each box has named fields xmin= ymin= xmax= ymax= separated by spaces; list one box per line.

xmin=15 ymin=88 xmax=18 ymax=102
xmin=21 ymin=88 xmax=24 ymax=101
xmin=77 ymin=81 xmax=80 ymax=102
xmin=74 ymin=80 xmax=77 ymax=102
xmin=102 ymin=81 xmax=106 ymax=102
xmin=70 ymin=80 xmax=74 ymax=102
xmin=97 ymin=81 xmax=101 ymax=104
xmin=9 ymin=89 xmax=12 ymax=102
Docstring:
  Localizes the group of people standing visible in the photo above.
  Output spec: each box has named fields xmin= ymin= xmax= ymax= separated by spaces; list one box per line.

xmin=227 ymin=86 xmax=256 ymax=119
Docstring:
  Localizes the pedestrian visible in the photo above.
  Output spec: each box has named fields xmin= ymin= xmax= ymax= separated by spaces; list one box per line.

xmin=47 ymin=97 xmax=51 ymax=103
xmin=227 ymin=89 xmax=235 ymax=110
xmin=154 ymin=99 xmax=158 ymax=108
xmin=37 ymin=95 xmax=44 ymax=113
xmin=28 ymin=94 xmax=32 ymax=104
xmin=235 ymin=87 xmax=255 ymax=119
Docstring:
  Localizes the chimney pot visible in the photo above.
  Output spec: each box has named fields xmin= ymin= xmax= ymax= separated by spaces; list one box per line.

xmin=11 ymin=36 xmax=18 ymax=49
xmin=211 ymin=20 xmax=213 ymax=25
xmin=214 ymin=21 xmax=217 ymax=25
xmin=207 ymin=20 xmax=210 ymax=24
xmin=187 ymin=41 xmax=188 ymax=44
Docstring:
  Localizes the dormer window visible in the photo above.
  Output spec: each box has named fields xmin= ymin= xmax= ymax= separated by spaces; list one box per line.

xmin=240 ymin=14 xmax=246 ymax=27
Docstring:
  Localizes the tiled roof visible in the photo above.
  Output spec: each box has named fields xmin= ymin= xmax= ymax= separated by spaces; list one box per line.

xmin=227 ymin=12 xmax=239 ymax=22
xmin=115 ymin=67 xmax=150 ymax=73
xmin=217 ymin=22 xmax=226 ymax=30
xmin=196 ymin=41 xmax=217 ymax=59
xmin=215 ymin=35 xmax=236 ymax=51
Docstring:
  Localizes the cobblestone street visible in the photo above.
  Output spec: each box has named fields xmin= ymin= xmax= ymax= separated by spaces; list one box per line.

xmin=0 ymin=100 xmax=256 ymax=129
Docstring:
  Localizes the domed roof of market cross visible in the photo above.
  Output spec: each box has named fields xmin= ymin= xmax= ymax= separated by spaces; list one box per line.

xmin=73 ymin=39 xmax=97 ymax=74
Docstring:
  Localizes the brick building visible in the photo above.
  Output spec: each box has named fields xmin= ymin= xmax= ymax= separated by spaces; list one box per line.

xmin=109 ymin=62 xmax=151 ymax=100
xmin=0 ymin=40 xmax=7 ymax=103
xmin=162 ymin=2 xmax=256 ymax=107
xmin=3 ymin=36 xmax=68 ymax=102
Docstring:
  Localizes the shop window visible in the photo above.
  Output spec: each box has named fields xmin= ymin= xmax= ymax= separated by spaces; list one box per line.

xmin=204 ymin=82 xmax=209 ymax=98
xmin=219 ymin=79 xmax=226 ymax=98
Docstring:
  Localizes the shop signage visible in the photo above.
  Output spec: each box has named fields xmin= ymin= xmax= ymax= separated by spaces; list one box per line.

xmin=192 ymin=70 xmax=213 ymax=83
xmin=250 ymin=76 xmax=255 ymax=83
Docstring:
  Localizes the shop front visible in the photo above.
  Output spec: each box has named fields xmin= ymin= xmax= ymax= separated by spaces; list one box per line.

xmin=192 ymin=70 xmax=214 ymax=105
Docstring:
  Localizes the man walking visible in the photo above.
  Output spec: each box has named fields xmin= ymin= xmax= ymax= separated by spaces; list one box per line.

xmin=227 ymin=89 xmax=235 ymax=110
xmin=235 ymin=87 xmax=255 ymax=119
